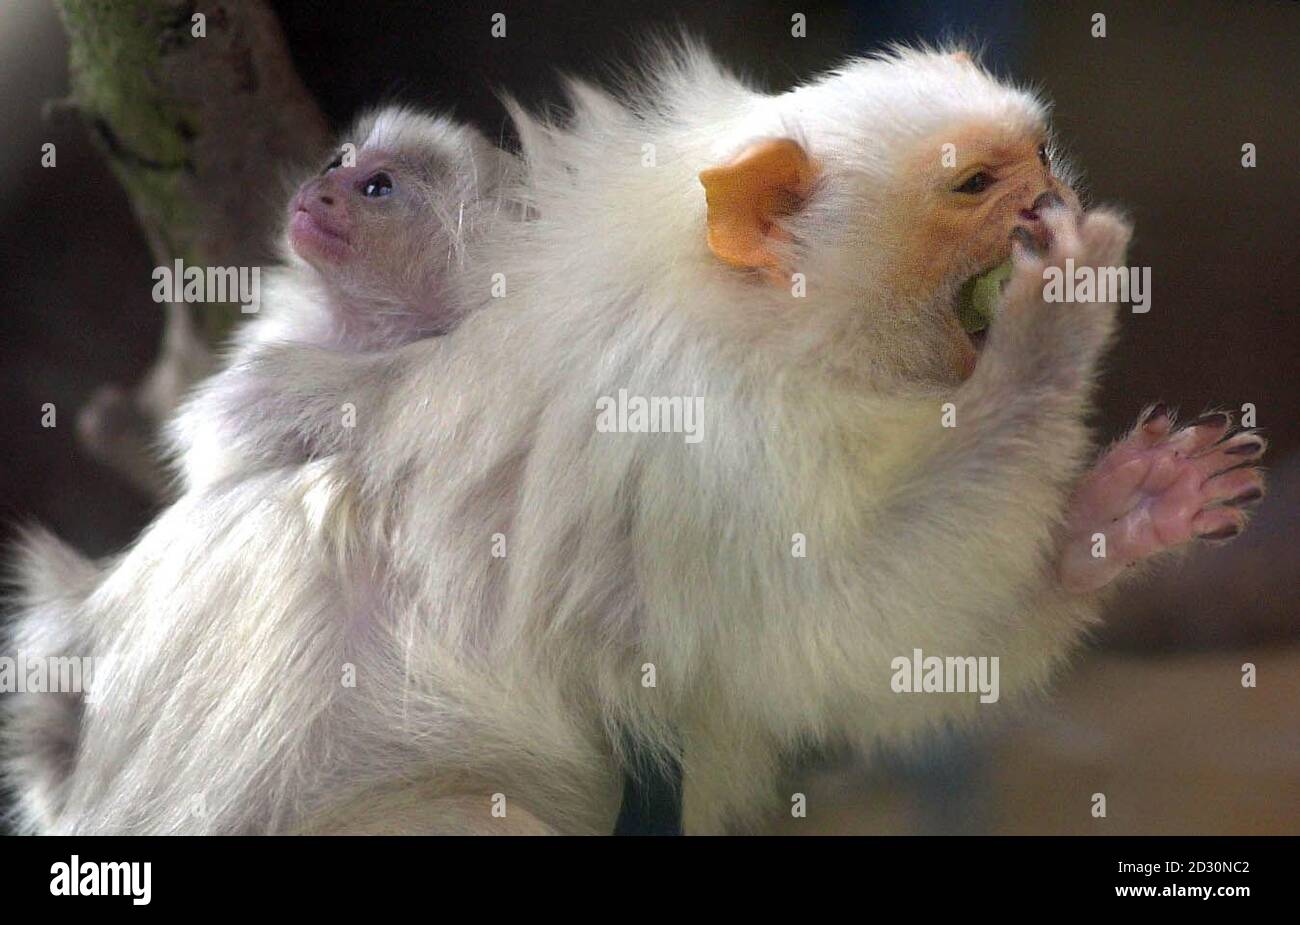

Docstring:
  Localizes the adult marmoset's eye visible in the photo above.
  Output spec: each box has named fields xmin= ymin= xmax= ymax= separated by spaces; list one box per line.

xmin=1038 ymin=143 xmax=1050 ymax=167
xmin=322 ymin=153 xmax=344 ymax=175
xmin=362 ymin=172 xmax=394 ymax=198
xmin=953 ymin=171 xmax=993 ymax=195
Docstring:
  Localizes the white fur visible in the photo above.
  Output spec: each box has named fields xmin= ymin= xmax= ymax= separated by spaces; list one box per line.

xmin=4 ymin=43 xmax=1122 ymax=834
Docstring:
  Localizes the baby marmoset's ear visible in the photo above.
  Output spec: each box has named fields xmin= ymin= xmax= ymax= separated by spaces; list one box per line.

xmin=698 ymin=138 xmax=818 ymax=282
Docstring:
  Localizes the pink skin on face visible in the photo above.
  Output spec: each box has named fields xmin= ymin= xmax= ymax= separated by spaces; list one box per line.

xmin=287 ymin=153 xmax=393 ymax=266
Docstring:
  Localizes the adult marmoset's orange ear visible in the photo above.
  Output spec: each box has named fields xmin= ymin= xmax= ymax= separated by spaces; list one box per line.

xmin=699 ymin=138 xmax=817 ymax=278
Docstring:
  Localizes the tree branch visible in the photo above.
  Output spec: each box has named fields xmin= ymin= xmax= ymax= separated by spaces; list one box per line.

xmin=54 ymin=0 xmax=330 ymax=496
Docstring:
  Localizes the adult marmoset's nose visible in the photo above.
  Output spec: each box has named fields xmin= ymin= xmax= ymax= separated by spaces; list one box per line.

xmin=1024 ymin=189 xmax=1066 ymax=216
xmin=1032 ymin=190 xmax=1065 ymax=212
xmin=1017 ymin=190 xmax=1067 ymax=226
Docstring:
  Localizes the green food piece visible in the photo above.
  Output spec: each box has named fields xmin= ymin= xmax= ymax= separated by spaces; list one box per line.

xmin=956 ymin=259 xmax=1014 ymax=333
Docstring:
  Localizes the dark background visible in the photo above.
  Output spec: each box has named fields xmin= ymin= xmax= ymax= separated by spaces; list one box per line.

xmin=1 ymin=0 xmax=1296 ymax=834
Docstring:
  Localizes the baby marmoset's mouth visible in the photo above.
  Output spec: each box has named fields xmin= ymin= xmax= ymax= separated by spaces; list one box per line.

xmin=289 ymin=207 xmax=353 ymax=262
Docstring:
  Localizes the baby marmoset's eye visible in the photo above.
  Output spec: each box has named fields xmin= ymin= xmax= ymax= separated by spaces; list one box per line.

xmin=953 ymin=171 xmax=993 ymax=195
xmin=361 ymin=172 xmax=394 ymax=198
xmin=1038 ymin=143 xmax=1050 ymax=167
xmin=322 ymin=152 xmax=344 ymax=175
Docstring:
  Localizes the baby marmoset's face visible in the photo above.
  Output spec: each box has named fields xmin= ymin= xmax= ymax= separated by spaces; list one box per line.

xmin=286 ymin=108 xmax=505 ymax=337
xmin=289 ymin=145 xmax=405 ymax=270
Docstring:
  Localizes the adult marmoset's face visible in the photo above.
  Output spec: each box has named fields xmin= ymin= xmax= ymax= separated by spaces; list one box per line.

xmin=884 ymin=117 xmax=1079 ymax=378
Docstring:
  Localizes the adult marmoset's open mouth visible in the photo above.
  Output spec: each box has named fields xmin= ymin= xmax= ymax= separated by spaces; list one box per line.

xmin=955 ymin=257 xmax=1014 ymax=350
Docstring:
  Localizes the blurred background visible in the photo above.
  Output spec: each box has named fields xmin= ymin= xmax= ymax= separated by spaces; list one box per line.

xmin=1 ymin=0 xmax=1296 ymax=834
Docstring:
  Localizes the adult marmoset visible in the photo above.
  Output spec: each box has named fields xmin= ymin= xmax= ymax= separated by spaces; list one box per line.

xmin=3 ymin=43 xmax=1266 ymax=835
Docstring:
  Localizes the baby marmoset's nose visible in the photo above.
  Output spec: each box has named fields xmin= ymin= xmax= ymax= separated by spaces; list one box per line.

xmin=293 ymin=177 xmax=336 ymax=209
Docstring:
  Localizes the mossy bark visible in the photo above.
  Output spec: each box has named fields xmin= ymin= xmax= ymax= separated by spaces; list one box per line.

xmin=54 ymin=0 xmax=330 ymax=495
xmin=56 ymin=0 xmax=329 ymax=342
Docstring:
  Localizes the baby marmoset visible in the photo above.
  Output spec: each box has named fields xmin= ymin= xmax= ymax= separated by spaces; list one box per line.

xmin=4 ymin=44 xmax=1266 ymax=835
xmin=3 ymin=105 xmax=514 ymax=830
xmin=169 ymin=105 xmax=514 ymax=491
